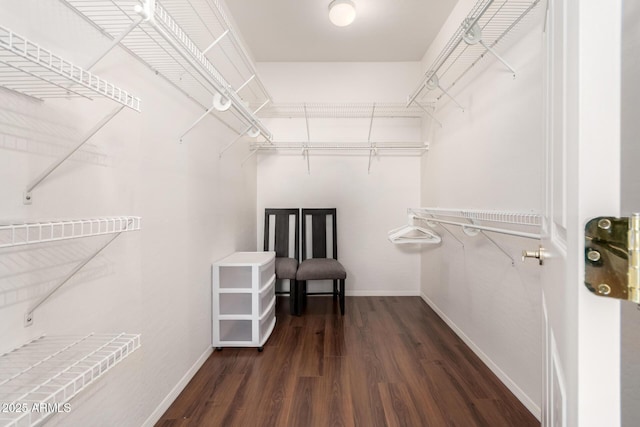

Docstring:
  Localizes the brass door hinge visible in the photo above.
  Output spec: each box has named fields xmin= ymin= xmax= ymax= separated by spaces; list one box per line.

xmin=584 ymin=214 xmax=640 ymax=303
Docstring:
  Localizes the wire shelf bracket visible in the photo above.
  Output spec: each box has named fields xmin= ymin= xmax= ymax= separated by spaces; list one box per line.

xmin=23 ymin=105 xmax=125 ymax=204
xmin=0 ymin=333 xmax=140 ymax=427
xmin=406 ymin=0 xmax=541 ymax=110
xmin=0 ymin=217 xmax=141 ymax=326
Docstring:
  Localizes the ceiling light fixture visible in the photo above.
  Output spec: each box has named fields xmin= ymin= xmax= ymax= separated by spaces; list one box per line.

xmin=329 ymin=0 xmax=356 ymax=27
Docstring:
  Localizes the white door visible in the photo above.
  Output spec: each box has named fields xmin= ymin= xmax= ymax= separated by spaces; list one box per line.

xmin=541 ymin=1 xmax=622 ymax=426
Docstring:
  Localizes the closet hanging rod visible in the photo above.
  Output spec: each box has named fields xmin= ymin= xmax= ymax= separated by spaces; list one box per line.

xmin=59 ymin=0 xmax=272 ymax=140
xmin=257 ymin=102 xmax=430 ymax=119
xmin=409 ymin=207 xmax=542 ymax=226
xmin=406 ymin=0 xmax=541 ymax=107
xmin=413 ymin=216 xmax=541 ymax=240
xmin=135 ymin=1 xmax=272 ymax=140
xmin=254 ymin=143 xmax=429 ymax=151
xmin=407 ymin=0 xmax=496 ymax=106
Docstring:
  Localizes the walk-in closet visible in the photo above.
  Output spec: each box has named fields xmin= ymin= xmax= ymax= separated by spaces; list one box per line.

xmin=0 ymin=0 xmax=636 ymax=426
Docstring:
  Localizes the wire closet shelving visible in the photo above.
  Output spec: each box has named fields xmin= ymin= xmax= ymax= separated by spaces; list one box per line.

xmin=407 ymin=208 xmax=542 ymax=265
xmin=0 ymin=26 xmax=140 ymax=110
xmin=407 ymin=0 xmax=541 ymax=111
xmin=0 ymin=25 xmax=143 ymax=203
xmin=0 ymin=333 xmax=140 ymax=427
xmin=0 ymin=217 xmax=141 ymax=249
xmin=59 ymin=0 xmax=272 ymax=142
xmin=0 ymin=217 xmax=141 ymax=326
xmin=251 ymin=102 xmax=431 ymax=173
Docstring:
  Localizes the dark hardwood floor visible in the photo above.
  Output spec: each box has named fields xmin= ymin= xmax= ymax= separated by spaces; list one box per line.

xmin=156 ymin=296 xmax=539 ymax=427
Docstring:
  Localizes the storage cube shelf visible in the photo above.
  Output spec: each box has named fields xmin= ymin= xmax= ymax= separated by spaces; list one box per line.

xmin=0 ymin=333 xmax=140 ymax=427
xmin=212 ymin=252 xmax=276 ymax=350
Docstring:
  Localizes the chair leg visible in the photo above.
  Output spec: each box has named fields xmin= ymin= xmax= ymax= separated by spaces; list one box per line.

xmin=290 ymin=279 xmax=298 ymax=316
xmin=333 ymin=280 xmax=338 ymax=300
xmin=339 ymin=279 xmax=345 ymax=315
xmin=294 ymin=280 xmax=305 ymax=316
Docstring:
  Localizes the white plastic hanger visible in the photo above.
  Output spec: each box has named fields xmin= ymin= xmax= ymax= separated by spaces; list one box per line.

xmin=387 ymin=215 xmax=441 ymax=244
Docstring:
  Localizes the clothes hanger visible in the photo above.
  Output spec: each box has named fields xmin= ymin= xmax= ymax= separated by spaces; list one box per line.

xmin=387 ymin=215 xmax=441 ymax=244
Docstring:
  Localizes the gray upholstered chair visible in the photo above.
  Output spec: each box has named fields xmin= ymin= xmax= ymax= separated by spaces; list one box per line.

xmin=295 ymin=208 xmax=346 ymax=315
xmin=264 ymin=208 xmax=300 ymax=315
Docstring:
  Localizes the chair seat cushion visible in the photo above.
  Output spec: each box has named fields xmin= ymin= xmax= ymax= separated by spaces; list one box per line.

xmin=296 ymin=258 xmax=346 ymax=280
xmin=275 ymin=257 xmax=298 ymax=280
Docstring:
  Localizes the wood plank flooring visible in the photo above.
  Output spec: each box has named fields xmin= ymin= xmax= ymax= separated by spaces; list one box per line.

xmin=156 ymin=296 xmax=539 ymax=427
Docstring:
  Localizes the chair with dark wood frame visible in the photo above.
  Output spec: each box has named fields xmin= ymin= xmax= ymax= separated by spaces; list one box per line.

xmin=295 ymin=208 xmax=346 ymax=315
xmin=264 ymin=208 xmax=300 ymax=315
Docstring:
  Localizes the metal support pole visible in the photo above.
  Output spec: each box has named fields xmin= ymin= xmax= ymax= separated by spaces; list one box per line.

xmin=24 ymin=106 xmax=125 ymax=204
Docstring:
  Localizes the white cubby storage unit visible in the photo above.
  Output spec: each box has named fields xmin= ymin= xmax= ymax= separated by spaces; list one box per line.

xmin=212 ymin=252 xmax=276 ymax=351
xmin=0 ymin=334 xmax=140 ymax=427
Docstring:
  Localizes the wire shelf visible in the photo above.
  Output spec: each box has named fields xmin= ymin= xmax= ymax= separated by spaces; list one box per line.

xmin=257 ymin=103 xmax=432 ymax=119
xmin=60 ymin=0 xmax=271 ymax=139
xmin=409 ymin=208 xmax=541 ymax=226
xmin=0 ymin=217 xmax=141 ymax=249
xmin=0 ymin=333 xmax=140 ymax=427
xmin=0 ymin=26 xmax=141 ymax=111
xmin=254 ymin=142 xmax=429 ymax=152
xmin=408 ymin=0 xmax=541 ymax=106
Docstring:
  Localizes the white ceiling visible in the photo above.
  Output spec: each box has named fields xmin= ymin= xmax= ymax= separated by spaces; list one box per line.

xmin=224 ymin=0 xmax=459 ymax=62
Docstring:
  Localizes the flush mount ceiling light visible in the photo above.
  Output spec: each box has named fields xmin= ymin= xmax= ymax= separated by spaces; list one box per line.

xmin=329 ymin=0 xmax=356 ymax=27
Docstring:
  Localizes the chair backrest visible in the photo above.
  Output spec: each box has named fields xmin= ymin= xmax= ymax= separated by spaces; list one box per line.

xmin=301 ymin=208 xmax=338 ymax=261
xmin=264 ymin=208 xmax=300 ymax=260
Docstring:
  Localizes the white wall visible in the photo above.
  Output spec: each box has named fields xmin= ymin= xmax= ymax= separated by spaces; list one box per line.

xmin=0 ymin=1 xmax=256 ymax=425
xmin=621 ymin=0 xmax=640 ymax=425
xmin=256 ymin=63 xmax=422 ymax=295
xmin=418 ymin=0 xmax=543 ymax=418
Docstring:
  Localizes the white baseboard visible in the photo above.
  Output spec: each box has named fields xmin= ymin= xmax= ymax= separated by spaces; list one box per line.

xmin=420 ymin=292 xmax=541 ymax=420
xmin=142 ymin=346 xmax=213 ymax=427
